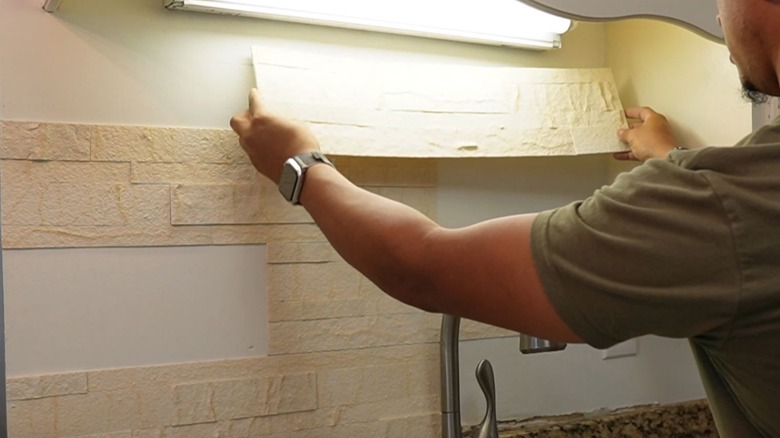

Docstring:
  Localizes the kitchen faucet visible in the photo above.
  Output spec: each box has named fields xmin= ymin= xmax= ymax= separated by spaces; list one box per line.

xmin=439 ymin=314 xmax=566 ymax=438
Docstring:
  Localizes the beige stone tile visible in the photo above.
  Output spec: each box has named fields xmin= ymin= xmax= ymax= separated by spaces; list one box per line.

xmin=7 ymin=372 xmax=87 ymax=401
xmin=173 ymin=381 xmax=216 ymax=426
xmin=1 ymin=222 xmax=323 ymax=250
xmin=309 ymin=123 xmax=418 ymax=158
xmin=1 ymin=224 xmax=184 ymax=249
xmin=207 ymin=224 xmax=324 ymax=246
xmin=267 ymin=372 xmax=319 ymax=415
xmin=86 ymin=345 xmax=437 ymax=393
xmin=1 ymin=160 xmax=130 ymax=184
xmin=1 ymin=121 xmax=91 ymax=161
xmin=132 ymin=430 xmax=164 ymax=438
xmin=267 ymin=262 xmax=361 ymax=303
xmin=54 ymin=388 xmax=174 ymax=437
xmin=165 ymin=422 xmax=228 ymax=438
xmin=92 ymin=126 xmax=247 ymax=164
xmin=572 ymin=124 xmax=626 ymax=155
xmin=131 ymin=162 xmax=259 ymax=184
xmin=493 ymin=126 xmax=576 ymax=157
xmin=252 ymin=46 xmax=627 ymax=157
xmin=7 ymin=398 xmax=58 ymax=438
xmin=334 ymin=395 xmax=439 ymax=424
xmin=91 ymin=125 xmax=153 ymax=162
xmin=175 ymin=372 xmax=317 ymax=424
xmin=2 ymin=182 xmax=169 ymax=227
xmin=379 ymin=413 xmax=441 ymax=438
xmin=239 ymin=407 xmax=340 ymax=436
xmin=269 ymin=298 xmax=371 ymax=322
xmin=61 ymin=431 xmax=133 ymax=438
xmin=268 ymin=312 xmax=441 ymax=355
xmin=240 ymin=417 xmax=383 ymax=438
xmin=541 ymin=108 xmax=624 ymax=130
xmin=317 ymin=360 xmax=438 ymax=407
xmin=252 ymin=47 xmax=384 ymax=113
xmin=171 ymin=183 xmax=311 ymax=225
xmin=266 ymin=241 xmax=336 ymax=264
xmin=382 ymin=65 xmax=512 ymax=114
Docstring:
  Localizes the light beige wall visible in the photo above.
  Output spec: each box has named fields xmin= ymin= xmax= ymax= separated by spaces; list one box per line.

xmin=605 ymin=19 xmax=752 ymax=177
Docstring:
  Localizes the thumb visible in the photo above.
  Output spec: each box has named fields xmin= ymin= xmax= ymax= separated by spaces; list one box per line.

xmin=230 ymin=110 xmax=252 ymax=135
xmin=249 ymin=88 xmax=264 ymax=118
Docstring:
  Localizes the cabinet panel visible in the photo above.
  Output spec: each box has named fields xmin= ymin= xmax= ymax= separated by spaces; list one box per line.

xmin=518 ymin=0 xmax=722 ymax=41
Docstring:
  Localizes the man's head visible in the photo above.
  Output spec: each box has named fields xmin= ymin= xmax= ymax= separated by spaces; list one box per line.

xmin=716 ymin=0 xmax=780 ymax=102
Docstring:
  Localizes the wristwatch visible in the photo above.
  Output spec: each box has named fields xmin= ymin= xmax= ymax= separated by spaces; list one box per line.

xmin=278 ymin=151 xmax=335 ymax=205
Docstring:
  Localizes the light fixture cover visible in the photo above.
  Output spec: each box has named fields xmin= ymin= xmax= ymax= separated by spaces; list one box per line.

xmin=164 ymin=0 xmax=572 ymax=50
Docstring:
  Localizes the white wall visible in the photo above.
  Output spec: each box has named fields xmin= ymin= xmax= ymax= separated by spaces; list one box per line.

xmin=0 ymin=0 xmax=712 ymax=425
xmin=3 ymin=245 xmax=269 ymax=376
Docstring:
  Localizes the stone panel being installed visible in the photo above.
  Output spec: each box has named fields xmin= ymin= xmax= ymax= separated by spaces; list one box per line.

xmin=253 ymin=45 xmax=628 ymax=158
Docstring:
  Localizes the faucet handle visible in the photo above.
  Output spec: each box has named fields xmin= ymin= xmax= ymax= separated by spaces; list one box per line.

xmin=519 ymin=334 xmax=567 ymax=354
xmin=473 ymin=359 xmax=499 ymax=438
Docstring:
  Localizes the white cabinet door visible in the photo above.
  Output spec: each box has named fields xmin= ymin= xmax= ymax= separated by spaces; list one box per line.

xmin=517 ymin=0 xmax=722 ymax=40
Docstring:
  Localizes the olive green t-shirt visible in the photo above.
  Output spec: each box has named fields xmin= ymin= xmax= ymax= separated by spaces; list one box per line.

xmin=531 ymin=117 xmax=780 ymax=438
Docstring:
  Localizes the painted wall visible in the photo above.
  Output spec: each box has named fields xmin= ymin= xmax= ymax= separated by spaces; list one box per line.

xmin=0 ymin=0 xmax=727 ymax=428
xmin=605 ymin=18 xmax=753 ymax=178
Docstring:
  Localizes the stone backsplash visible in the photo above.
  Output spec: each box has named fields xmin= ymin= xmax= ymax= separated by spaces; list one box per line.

xmin=1 ymin=121 xmax=516 ymax=437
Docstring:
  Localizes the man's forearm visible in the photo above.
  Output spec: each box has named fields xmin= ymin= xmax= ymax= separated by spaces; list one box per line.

xmin=299 ymin=163 xmax=442 ymax=312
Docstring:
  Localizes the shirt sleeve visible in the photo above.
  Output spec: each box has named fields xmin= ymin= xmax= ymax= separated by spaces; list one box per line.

xmin=530 ymin=156 xmax=741 ymax=349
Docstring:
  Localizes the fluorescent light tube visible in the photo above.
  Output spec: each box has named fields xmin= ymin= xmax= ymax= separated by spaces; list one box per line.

xmin=164 ymin=0 xmax=571 ymax=50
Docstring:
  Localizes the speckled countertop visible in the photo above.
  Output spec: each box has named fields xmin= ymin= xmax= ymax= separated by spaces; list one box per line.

xmin=463 ymin=400 xmax=718 ymax=438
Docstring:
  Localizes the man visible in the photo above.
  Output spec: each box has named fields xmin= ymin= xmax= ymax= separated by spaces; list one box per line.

xmin=231 ymin=0 xmax=780 ymax=435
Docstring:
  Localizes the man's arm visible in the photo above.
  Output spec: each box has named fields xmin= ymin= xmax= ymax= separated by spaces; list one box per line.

xmin=231 ymin=89 xmax=581 ymax=343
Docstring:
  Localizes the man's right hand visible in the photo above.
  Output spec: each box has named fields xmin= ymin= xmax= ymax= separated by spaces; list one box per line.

xmin=230 ymin=88 xmax=320 ymax=185
xmin=615 ymin=106 xmax=679 ymax=162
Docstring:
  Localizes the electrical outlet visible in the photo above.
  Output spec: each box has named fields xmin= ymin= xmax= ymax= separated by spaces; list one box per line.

xmin=602 ymin=339 xmax=638 ymax=360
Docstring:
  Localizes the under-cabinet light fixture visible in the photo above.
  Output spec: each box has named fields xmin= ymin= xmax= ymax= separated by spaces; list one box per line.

xmin=163 ymin=0 xmax=572 ymax=50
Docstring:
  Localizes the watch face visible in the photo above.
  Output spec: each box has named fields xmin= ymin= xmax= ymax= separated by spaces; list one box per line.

xmin=279 ymin=158 xmax=303 ymax=203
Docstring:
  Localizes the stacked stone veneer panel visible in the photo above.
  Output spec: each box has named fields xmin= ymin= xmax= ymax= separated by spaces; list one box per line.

xmin=1 ymin=121 xmax=515 ymax=437
xmin=253 ymin=46 xmax=628 ymax=158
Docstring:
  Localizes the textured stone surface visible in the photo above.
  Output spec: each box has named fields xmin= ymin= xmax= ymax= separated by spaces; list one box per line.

xmin=52 ymin=387 xmax=174 ymax=436
xmin=267 ymin=241 xmax=337 ymax=264
xmin=7 ymin=397 xmax=58 ymax=438
xmin=380 ymin=413 xmax=442 ymax=438
xmin=253 ymin=46 xmax=628 ymax=157
xmin=61 ymin=432 xmax=133 ymax=438
xmin=0 ymin=121 xmax=91 ymax=161
xmin=174 ymin=372 xmax=317 ymax=425
xmin=131 ymin=162 xmax=258 ymax=184
xmin=266 ymin=261 xmax=362 ymax=303
xmin=91 ymin=126 xmax=247 ymax=164
xmin=3 ymin=182 xmax=170 ymax=227
xmin=269 ymin=313 xmax=442 ymax=355
xmin=7 ymin=372 xmax=87 ymax=401
xmin=317 ymin=361 xmax=438 ymax=407
xmin=171 ymin=182 xmax=311 ymax=225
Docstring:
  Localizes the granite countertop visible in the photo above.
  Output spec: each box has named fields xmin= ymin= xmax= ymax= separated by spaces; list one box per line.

xmin=464 ymin=400 xmax=718 ymax=438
